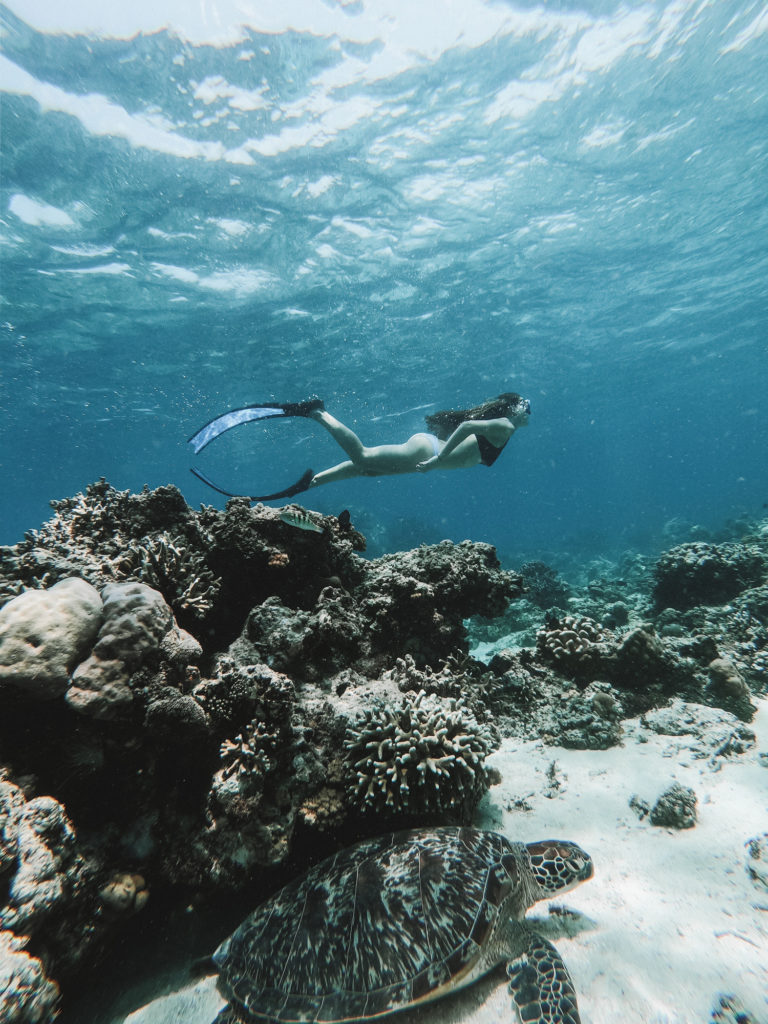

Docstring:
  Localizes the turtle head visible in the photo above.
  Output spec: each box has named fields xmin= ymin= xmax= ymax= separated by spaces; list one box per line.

xmin=525 ymin=840 xmax=593 ymax=898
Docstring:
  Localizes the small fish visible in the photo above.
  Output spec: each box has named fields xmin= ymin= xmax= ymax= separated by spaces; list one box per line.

xmin=280 ymin=510 xmax=323 ymax=533
xmin=337 ymin=509 xmax=351 ymax=530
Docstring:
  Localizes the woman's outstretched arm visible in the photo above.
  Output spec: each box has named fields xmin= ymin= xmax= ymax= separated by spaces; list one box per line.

xmin=416 ymin=417 xmax=516 ymax=472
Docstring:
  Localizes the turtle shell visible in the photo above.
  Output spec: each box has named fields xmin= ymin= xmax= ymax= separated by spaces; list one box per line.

xmin=214 ymin=826 xmax=527 ymax=1024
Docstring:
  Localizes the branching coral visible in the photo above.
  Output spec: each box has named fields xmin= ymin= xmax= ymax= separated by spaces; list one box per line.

xmin=114 ymin=530 xmax=221 ymax=617
xmin=536 ymin=615 xmax=610 ymax=677
xmin=345 ymin=689 xmax=496 ymax=817
xmin=388 ymin=652 xmax=488 ymax=700
xmin=219 ymin=720 xmax=281 ymax=781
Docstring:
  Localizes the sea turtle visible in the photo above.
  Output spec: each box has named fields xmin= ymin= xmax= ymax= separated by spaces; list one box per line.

xmin=211 ymin=826 xmax=593 ymax=1024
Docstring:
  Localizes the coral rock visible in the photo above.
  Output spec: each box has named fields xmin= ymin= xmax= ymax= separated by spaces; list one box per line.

xmin=89 ymin=582 xmax=173 ymax=664
xmin=67 ymin=656 xmax=134 ymax=719
xmin=707 ymin=657 xmax=748 ymax=698
xmin=144 ymin=689 xmax=209 ymax=738
xmin=536 ymin=614 xmax=609 ymax=678
xmin=99 ymin=872 xmax=149 ymax=916
xmin=519 ymin=560 xmax=571 ymax=609
xmin=66 ymin=582 xmax=175 ymax=720
xmin=653 ymin=541 xmax=766 ymax=611
xmin=0 ymin=578 xmax=102 ymax=699
xmin=0 ymin=783 xmax=81 ymax=935
xmin=649 ymin=782 xmax=698 ymax=829
xmin=0 ymin=929 xmax=60 ymax=1024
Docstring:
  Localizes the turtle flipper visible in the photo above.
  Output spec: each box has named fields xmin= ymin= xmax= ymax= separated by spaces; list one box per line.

xmin=506 ymin=933 xmax=581 ymax=1024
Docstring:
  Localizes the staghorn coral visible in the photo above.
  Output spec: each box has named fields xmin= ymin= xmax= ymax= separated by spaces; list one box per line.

xmin=536 ymin=614 xmax=610 ymax=677
xmin=114 ymin=530 xmax=221 ymax=618
xmin=387 ymin=651 xmax=491 ymax=702
xmin=345 ymin=689 xmax=497 ymax=818
xmin=219 ymin=719 xmax=281 ymax=782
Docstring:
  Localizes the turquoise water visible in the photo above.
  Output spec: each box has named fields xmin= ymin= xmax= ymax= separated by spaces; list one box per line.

xmin=2 ymin=0 xmax=767 ymax=562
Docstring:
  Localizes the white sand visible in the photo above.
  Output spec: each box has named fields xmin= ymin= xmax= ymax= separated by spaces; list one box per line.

xmin=122 ymin=698 xmax=768 ymax=1024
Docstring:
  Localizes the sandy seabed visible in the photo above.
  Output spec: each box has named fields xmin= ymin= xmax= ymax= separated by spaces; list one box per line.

xmin=121 ymin=698 xmax=768 ymax=1024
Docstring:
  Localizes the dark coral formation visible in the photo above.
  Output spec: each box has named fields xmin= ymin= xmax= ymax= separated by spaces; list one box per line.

xmin=653 ymin=541 xmax=766 ymax=611
xmin=649 ymin=782 xmax=698 ymax=829
xmin=519 ymin=560 xmax=571 ymax=609
xmin=0 ymin=928 xmax=61 ymax=1024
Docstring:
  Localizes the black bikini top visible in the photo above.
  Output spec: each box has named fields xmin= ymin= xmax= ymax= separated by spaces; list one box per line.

xmin=476 ymin=434 xmax=508 ymax=467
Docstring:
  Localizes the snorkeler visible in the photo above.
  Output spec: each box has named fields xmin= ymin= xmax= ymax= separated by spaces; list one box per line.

xmin=188 ymin=393 xmax=531 ymax=501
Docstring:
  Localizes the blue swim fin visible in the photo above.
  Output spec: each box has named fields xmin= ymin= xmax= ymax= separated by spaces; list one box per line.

xmin=188 ymin=405 xmax=286 ymax=455
xmin=190 ymin=467 xmax=314 ymax=502
xmin=187 ymin=398 xmax=324 ymax=454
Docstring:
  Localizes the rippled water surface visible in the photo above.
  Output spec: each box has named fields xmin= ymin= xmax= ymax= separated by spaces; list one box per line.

xmin=2 ymin=0 xmax=767 ymax=558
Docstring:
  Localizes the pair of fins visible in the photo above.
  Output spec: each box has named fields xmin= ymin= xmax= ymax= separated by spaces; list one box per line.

xmin=188 ymin=399 xmax=322 ymax=502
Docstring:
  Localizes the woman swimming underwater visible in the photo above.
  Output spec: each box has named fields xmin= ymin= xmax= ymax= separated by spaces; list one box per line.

xmin=188 ymin=393 xmax=531 ymax=501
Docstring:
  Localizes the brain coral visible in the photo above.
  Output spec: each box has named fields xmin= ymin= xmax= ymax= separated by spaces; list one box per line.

xmin=345 ymin=689 xmax=497 ymax=817
xmin=0 ymin=578 xmax=102 ymax=699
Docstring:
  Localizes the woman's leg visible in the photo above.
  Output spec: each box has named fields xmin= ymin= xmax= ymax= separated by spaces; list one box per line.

xmin=308 ymin=460 xmax=362 ymax=488
xmin=307 ymin=410 xmax=439 ymax=484
xmin=310 ymin=410 xmax=366 ymax=461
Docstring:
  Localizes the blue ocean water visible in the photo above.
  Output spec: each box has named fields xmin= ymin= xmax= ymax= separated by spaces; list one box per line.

xmin=1 ymin=0 xmax=767 ymax=565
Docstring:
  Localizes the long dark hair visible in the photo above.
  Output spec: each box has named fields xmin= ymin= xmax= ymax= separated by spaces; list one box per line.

xmin=425 ymin=393 xmax=524 ymax=440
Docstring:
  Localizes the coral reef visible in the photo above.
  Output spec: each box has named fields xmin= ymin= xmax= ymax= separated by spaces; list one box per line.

xmin=0 ymin=774 xmax=112 ymax=987
xmin=0 ymin=781 xmax=87 ymax=937
xmin=193 ymin=663 xmax=323 ymax=882
xmin=653 ymin=541 xmax=766 ymax=611
xmin=359 ymin=541 xmax=522 ymax=664
xmin=345 ymin=689 xmax=497 ymax=818
xmin=1 ymin=482 xmax=767 ymax=1019
xmin=542 ymin=682 xmax=624 ymax=750
xmin=115 ymin=531 xmax=221 ymax=618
